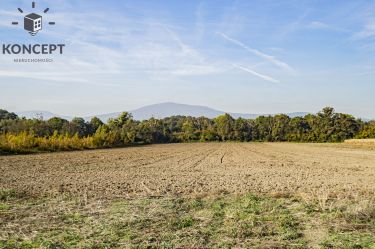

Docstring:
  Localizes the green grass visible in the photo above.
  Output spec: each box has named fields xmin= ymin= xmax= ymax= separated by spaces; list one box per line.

xmin=322 ymin=233 xmax=375 ymax=249
xmin=318 ymin=199 xmax=375 ymax=249
xmin=0 ymin=203 xmax=10 ymax=210
xmin=0 ymin=189 xmax=19 ymax=201
xmin=0 ymin=191 xmax=374 ymax=249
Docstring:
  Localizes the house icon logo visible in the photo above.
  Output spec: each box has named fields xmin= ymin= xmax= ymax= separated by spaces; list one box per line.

xmin=12 ymin=1 xmax=55 ymax=36
xmin=24 ymin=13 xmax=42 ymax=36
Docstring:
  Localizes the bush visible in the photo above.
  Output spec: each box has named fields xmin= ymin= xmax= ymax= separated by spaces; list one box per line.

xmin=0 ymin=132 xmax=95 ymax=153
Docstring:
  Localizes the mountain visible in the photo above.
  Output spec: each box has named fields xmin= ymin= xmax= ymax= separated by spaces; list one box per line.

xmin=361 ymin=118 xmax=371 ymax=122
xmin=131 ymin=102 xmax=224 ymax=120
xmin=14 ymin=103 xmax=373 ymax=122
xmin=91 ymin=102 xmax=309 ymax=121
xmin=16 ymin=111 xmax=71 ymax=120
xmin=16 ymin=103 xmax=309 ymax=122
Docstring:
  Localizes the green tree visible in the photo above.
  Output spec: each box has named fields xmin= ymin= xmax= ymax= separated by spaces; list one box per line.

xmin=214 ymin=114 xmax=235 ymax=141
xmin=182 ymin=119 xmax=197 ymax=141
xmin=254 ymin=116 xmax=274 ymax=141
xmin=108 ymin=112 xmax=133 ymax=129
xmin=234 ymin=118 xmax=251 ymax=141
xmin=89 ymin=117 xmax=104 ymax=134
xmin=63 ymin=118 xmax=91 ymax=137
xmin=272 ymin=114 xmax=290 ymax=141
xmin=332 ymin=113 xmax=359 ymax=141
xmin=288 ymin=117 xmax=310 ymax=141
xmin=47 ymin=117 xmax=69 ymax=134
xmin=0 ymin=109 xmax=18 ymax=120
xmin=357 ymin=121 xmax=375 ymax=138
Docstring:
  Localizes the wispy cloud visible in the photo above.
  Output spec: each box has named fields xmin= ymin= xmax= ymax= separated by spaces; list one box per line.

xmin=127 ymin=24 xmax=225 ymax=77
xmin=0 ymin=70 xmax=87 ymax=83
xmin=308 ymin=21 xmax=331 ymax=30
xmin=0 ymin=69 xmax=124 ymax=87
xmin=232 ymin=64 xmax=280 ymax=84
xmin=218 ymin=32 xmax=296 ymax=74
xmin=0 ymin=7 xmax=226 ymax=82
xmin=307 ymin=21 xmax=349 ymax=33
xmin=352 ymin=20 xmax=375 ymax=40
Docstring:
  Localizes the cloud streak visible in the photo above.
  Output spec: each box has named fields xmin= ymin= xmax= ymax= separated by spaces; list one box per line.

xmin=353 ymin=20 xmax=375 ymax=40
xmin=218 ymin=32 xmax=295 ymax=74
xmin=0 ymin=70 xmax=124 ymax=86
xmin=307 ymin=21 xmax=349 ymax=33
xmin=232 ymin=64 xmax=280 ymax=83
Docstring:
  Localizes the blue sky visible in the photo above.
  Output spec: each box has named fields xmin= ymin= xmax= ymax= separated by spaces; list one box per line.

xmin=1 ymin=0 xmax=375 ymax=118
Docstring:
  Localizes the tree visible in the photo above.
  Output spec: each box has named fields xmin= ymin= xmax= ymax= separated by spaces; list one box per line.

xmin=332 ymin=113 xmax=359 ymax=141
xmin=357 ymin=121 xmax=375 ymax=138
xmin=108 ymin=112 xmax=133 ymax=129
xmin=272 ymin=114 xmax=290 ymax=141
xmin=254 ymin=116 xmax=274 ymax=141
xmin=63 ymin=118 xmax=91 ymax=137
xmin=47 ymin=117 xmax=69 ymax=133
xmin=214 ymin=114 xmax=235 ymax=141
xmin=0 ymin=107 xmax=372 ymax=151
xmin=182 ymin=118 xmax=197 ymax=141
xmin=93 ymin=124 xmax=116 ymax=147
xmin=234 ymin=118 xmax=251 ymax=141
xmin=135 ymin=119 xmax=165 ymax=144
xmin=288 ymin=117 xmax=310 ymax=141
xmin=0 ymin=109 xmax=18 ymax=120
xmin=317 ymin=107 xmax=336 ymax=142
xmin=89 ymin=117 xmax=104 ymax=134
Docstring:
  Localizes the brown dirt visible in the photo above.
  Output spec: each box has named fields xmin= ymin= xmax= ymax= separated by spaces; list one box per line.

xmin=1 ymin=143 xmax=374 ymax=199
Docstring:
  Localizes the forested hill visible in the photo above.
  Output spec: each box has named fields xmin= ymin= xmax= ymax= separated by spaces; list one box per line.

xmin=0 ymin=107 xmax=374 ymax=153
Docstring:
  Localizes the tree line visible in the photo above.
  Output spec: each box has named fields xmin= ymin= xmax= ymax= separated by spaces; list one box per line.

xmin=0 ymin=107 xmax=374 ymax=153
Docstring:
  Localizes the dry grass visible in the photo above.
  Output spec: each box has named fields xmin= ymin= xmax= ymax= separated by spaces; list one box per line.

xmin=345 ymin=139 xmax=375 ymax=146
xmin=1 ymin=191 xmax=374 ymax=248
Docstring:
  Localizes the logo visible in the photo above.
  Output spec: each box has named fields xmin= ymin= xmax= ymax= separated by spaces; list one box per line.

xmin=12 ymin=1 xmax=55 ymax=36
xmin=3 ymin=1 xmax=66 ymax=62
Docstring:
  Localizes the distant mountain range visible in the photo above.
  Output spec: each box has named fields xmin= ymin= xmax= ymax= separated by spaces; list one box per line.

xmin=14 ymin=102 xmax=311 ymax=122
xmin=15 ymin=111 xmax=72 ymax=121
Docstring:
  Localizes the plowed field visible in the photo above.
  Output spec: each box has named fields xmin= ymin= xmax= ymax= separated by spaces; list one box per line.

xmin=1 ymin=143 xmax=374 ymax=198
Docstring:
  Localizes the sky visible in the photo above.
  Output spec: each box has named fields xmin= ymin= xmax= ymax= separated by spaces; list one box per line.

xmin=1 ymin=0 xmax=375 ymax=118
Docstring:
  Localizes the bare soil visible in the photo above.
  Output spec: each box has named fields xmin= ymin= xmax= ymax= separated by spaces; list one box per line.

xmin=1 ymin=143 xmax=374 ymax=199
